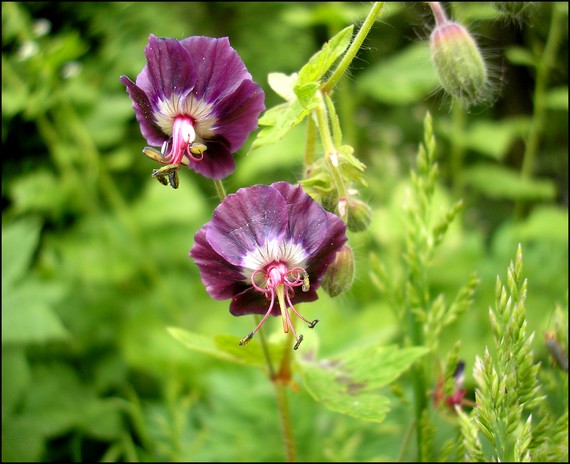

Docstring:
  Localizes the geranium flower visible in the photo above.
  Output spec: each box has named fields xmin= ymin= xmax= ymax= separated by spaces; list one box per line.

xmin=190 ymin=182 xmax=348 ymax=349
xmin=120 ymin=34 xmax=265 ymax=182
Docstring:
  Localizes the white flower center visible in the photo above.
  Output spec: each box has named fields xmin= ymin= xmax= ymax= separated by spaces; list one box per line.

xmin=155 ymin=93 xmax=217 ymax=138
xmin=241 ymin=239 xmax=307 ymax=282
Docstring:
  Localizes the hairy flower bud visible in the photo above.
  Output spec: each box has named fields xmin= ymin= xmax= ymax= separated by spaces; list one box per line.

xmin=429 ymin=2 xmax=490 ymax=107
xmin=346 ymin=197 xmax=372 ymax=232
xmin=321 ymin=244 xmax=355 ymax=298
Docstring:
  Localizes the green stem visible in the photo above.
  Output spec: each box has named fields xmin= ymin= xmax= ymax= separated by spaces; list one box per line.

xmin=321 ymin=2 xmax=384 ymax=94
xmin=515 ymin=2 xmax=566 ymax=218
xmin=213 ymin=179 xmax=227 ymax=201
xmin=407 ymin=301 xmax=428 ymax=462
xmin=397 ymin=418 xmax=417 ymax=461
xmin=274 ymin=381 xmax=297 ymax=462
xmin=314 ymin=98 xmax=349 ymax=220
xmin=304 ymin=114 xmax=318 ymax=173
xmin=273 ymin=329 xmax=299 ymax=462
xmin=428 ymin=2 xmax=448 ymax=27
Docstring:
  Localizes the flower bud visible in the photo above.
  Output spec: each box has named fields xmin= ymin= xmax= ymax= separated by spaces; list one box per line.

xmin=321 ymin=244 xmax=355 ymax=298
xmin=346 ymin=197 xmax=372 ymax=232
xmin=429 ymin=2 xmax=490 ymax=107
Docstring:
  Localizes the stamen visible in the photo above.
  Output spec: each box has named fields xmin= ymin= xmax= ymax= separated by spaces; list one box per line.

xmin=168 ymin=170 xmax=179 ymax=189
xmin=276 ymin=285 xmax=290 ymax=334
xmin=152 ymin=163 xmax=180 ymax=177
xmin=302 ymin=271 xmax=310 ymax=292
xmin=143 ymin=146 xmax=165 ymax=163
xmin=244 ymin=262 xmax=316 ymax=350
xmin=185 ymin=144 xmax=204 ymax=162
xmin=155 ymin=174 xmax=169 ymax=186
xmin=239 ymin=288 xmax=276 ymax=345
xmin=276 ymin=284 xmax=304 ymax=348
xmin=190 ymin=143 xmax=207 ymax=156
xmin=285 ymin=289 xmax=317 ymax=328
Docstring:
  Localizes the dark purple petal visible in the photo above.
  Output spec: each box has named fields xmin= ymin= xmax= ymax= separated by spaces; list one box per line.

xmin=120 ymin=75 xmax=166 ymax=146
xmin=305 ymin=211 xmax=347 ymax=286
xmin=142 ymin=34 xmax=197 ymax=101
xmin=229 ymin=287 xmax=274 ymax=316
xmin=270 ymin=182 xmax=329 ymax=256
xmin=190 ymin=226 xmax=249 ymax=300
xmin=206 ymin=185 xmax=288 ymax=266
xmin=212 ymin=79 xmax=265 ymax=152
xmin=186 ymin=137 xmax=235 ymax=180
xmin=229 ymin=286 xmax=319 ymax=316
xmin=180 ymin=36 xmax=253 ymax=104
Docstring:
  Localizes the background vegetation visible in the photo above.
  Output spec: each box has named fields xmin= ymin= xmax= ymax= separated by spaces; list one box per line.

xmin=2 ymin=2 xmax=567 ymax=461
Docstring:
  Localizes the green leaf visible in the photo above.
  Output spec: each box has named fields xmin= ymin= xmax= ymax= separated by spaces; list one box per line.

xmin=300 ymin=344 xmax=429 ymax=422
xmin=168 ymin=327 xmax=281 ymax=369
xmin=463 ymin=164 xmax=557 ymax=200
xmin=357 ymin=43 xmax=439 ymax=105
xmin=293 ymin=81 xmax=320 ymax=108
xmin=505 ymin=46 xmax=536 ymax=68
xmin=250 ymin=25 xmax=354 ymax=154
xmin=2 ymin=416 xmax=45 ymax=462
xmin=79 ymin=398 xmax=123 ymax=441
xmin=248 ymin=100 xmax=314 ymax=153
xmin=2 ymin=282 xmax=68 ymax=344
xmin=2 ymin=217 xmax=42 ymax=289
xmin=2 ymin=347 xmax=31 ymax=418
xmin=338 ymin=144 xmax=367 ymax=185
xmin=515 ymin=206 xmax=568 ymax=241
xmin=462 ymin=119 xmax=527 ymax=160
xmin=267 ymin=72 xmax=298 ymax=101
xmin=297 ymin=25 xmax=354 ymax=85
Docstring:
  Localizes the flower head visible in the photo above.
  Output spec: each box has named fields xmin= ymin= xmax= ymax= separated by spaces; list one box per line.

xmin=190 ymin=182 xmax=348 ymax=349
xmin=120 ymin=34 xmax=265 ymax=182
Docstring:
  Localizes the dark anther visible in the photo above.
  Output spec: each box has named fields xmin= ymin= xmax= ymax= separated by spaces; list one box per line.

xmin=294 ymin=334 xmax=304 ymax=350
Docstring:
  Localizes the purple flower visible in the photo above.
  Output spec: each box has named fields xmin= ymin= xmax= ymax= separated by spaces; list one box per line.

xmin=120 ymin=34 xmax=265 ymax=181
xmin=190 ymin=182 xmax=348 ymax=349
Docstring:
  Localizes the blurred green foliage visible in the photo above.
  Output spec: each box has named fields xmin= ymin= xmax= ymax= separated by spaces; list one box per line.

xmin=2 ymin=2 xmax=568 ymax=461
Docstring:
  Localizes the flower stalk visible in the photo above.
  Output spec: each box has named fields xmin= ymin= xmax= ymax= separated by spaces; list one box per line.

xmin=314 ymin=97 xmax=349 ymax=222
xmin=321 ymin=2 xmax=384 ymax=94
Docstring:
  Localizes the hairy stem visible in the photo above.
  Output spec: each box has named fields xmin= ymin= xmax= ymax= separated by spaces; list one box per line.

xmin=274 ymin=380 xmax=297 ymax=462
xmin=213 ymin=179 xmax=227 ymax=202
xmin=315 ymin=98 xmax=349 ymax=220
xmin=321 ymin=2 xmax=384 ymax=94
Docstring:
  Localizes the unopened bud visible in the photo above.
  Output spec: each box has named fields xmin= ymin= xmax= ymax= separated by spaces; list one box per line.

xmin=429 ymin=2 xmax=490 ymax=107
xmin=321 ymin=244 xmax=355 ymax=298
xmin=346 ymin=197 xmax=372 ymax=232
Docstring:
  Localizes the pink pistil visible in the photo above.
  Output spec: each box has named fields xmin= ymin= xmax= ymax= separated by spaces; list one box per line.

xmin=162 ymin=116 xmax=203 ymax=165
